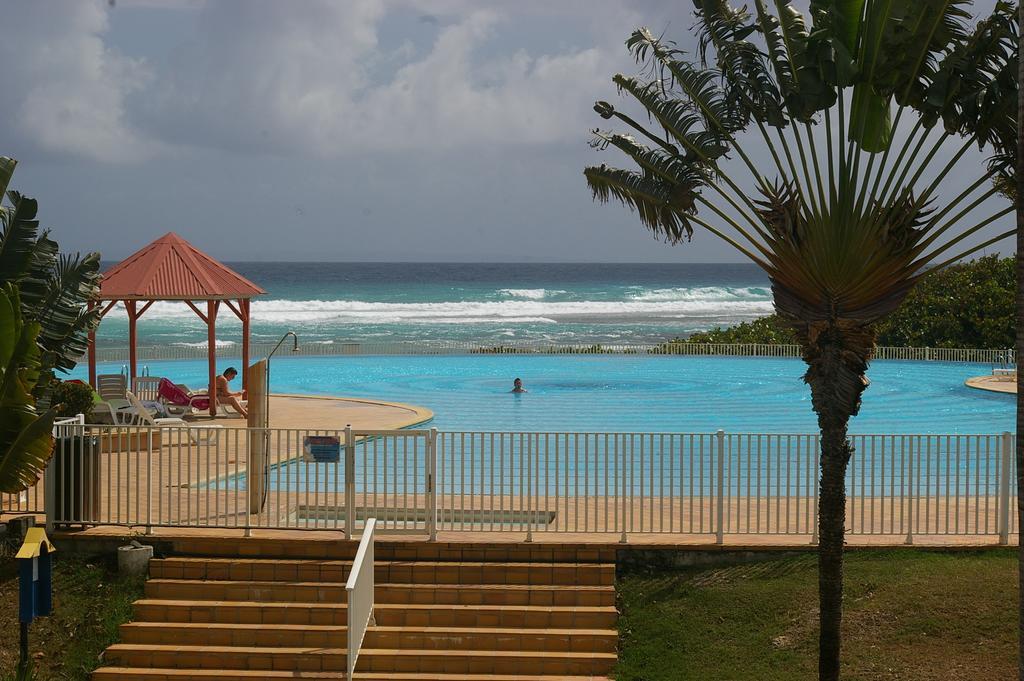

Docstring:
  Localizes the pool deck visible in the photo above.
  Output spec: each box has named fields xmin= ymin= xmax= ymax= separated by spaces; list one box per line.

xmin=965 ymin=375 xmax=1017 ymax=395
xmin=203 ymin=393 xmax=433 ymax=430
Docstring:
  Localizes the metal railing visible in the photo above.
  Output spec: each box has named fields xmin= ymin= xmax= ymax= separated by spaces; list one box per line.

xmin=87 ymin=341 xmax=1015 ymax=364
xmin=1 ymin=415 xmax=85 ymax=518
xmin=346 ymin=517 xmax=376 ymax=679
xmin=31 ymin=423 xmax=1018 ymax=544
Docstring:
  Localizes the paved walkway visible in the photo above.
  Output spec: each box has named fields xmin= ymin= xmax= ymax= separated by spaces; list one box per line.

xmin=198 ymin=393 xmax=433 ymax=430
xmin=965 ymin=374 xmax=1016 ymax=395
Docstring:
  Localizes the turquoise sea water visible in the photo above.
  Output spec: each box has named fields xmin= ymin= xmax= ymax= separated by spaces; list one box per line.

xmin=93 ymin=262 xmax=774 ymax=347
xmin=75 ymin=355 xmax=1011 ymax=434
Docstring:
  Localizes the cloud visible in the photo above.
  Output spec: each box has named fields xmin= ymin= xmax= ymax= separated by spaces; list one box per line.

xmin=141 ymin=1 xmax=627 ymax=156
xmin=0 ymin=1 xmax=154 ymax=162
xmin=0 ymin=0 xmax=653 ymax=161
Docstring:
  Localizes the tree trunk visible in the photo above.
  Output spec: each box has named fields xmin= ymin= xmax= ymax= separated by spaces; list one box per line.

xmin=816 ymin=410 xmax=853 ymax=681
xmin=1016 ymin=6 xmax=1023 ymax=680
xmin=797 ymin=320 xmax=873 ymax=681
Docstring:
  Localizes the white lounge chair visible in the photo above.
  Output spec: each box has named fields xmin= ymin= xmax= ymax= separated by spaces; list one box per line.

xmin=132 ymin=376 xmax=162 ymax=402
xmin=97 ymin=374 xmax=127 ymax=401
xmin=111 ymin=391 xmax=187 ymax=427
xmin=121 ymin=392 xmax=223 ymax=443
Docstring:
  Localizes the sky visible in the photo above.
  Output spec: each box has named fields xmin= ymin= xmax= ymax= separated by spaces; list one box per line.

xmin=0 ymin=0 xmax=1013 ymax=264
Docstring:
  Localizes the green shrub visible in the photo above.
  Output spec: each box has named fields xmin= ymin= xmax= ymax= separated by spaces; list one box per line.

xmin=51 ymin=381 xmax=95 ymax=421
xmin=679 ymin=256 xmax=1013 ymax=350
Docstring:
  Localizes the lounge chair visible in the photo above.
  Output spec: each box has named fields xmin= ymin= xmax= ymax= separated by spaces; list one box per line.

xmin=96 ymin=374 xmax=127 ymax=401
xmin=123 ymin=392 xmax=223 ymax=443
xmin=132 ymin=376 xmax=162 ymax=402
xmin=109 ymin=391 xmax=187 ymax=427
xmin=157 ymin=378 xmax=210 ymax=416
xmin=181 ymin=385 xmax=248 ymax=417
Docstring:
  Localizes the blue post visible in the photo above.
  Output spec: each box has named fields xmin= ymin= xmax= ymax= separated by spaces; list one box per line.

xmin=16 ymin=528 xmax=55 ymax=670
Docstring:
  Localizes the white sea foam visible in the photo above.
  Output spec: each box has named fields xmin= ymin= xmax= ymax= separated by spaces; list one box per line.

xmin=497 ymin=288 xmax=564 ymax=300
xmin=106 ymin=294 xmax=773 ymax=324
xmin=629 ymin=286 xmax=769 ymax=302
xmin=171 ymin=340 xmax=237 ymax=348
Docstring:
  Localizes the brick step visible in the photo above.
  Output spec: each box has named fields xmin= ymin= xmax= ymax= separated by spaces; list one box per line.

xmin=163 ymin=537 xmax=614 ymax=564
xmin=150 ymin=558 xmax=614 ymax=586
xmin=119 ymin=622 xmax=616 ymax=653
xmin=134 ymin=600 xmax=617 ymax=628
xmin=118 ymin=622 xmax=345 ymax=648
xmin=103 ymin=644 xmax=616 ymax=676
xmin=150 ymin=558 xmax=351 ymax=583
xmin=144 ymin=579 xmax=614 ymax=607
xmin=144 ymin=579 xmax=348 ymax=603
xmin=92 ymin=667 xmax=608 ymax=680
xmin=379 ymin=582 xmax=615 ymax=608
xmin=366 ymin=626 xmax=617 ymax=654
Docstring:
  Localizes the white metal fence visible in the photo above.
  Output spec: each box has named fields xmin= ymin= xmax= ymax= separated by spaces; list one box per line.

xmin=25 ymin=423 xmax=1017 ymax=544
xmin=346 ymin=517 xmax=376 ymax=679
xmin=0 ymin=415 xmax=85 ymax=518
xmin=88 ymin=341 xmax=1015 ymax=364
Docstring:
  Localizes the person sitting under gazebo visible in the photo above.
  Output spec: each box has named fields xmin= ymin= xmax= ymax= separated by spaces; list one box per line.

xmin=216 ymin=367 xmax=248 ymax=418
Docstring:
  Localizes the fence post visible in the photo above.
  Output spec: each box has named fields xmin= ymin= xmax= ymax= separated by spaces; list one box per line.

xmin=428 ymin=428 xmax=438 ymax=542
xmin=999 ymin=431 xmax=1012 ymax=545
xmin=43 ymin=434 xmax=58 ymax=535
xmin=716 ymin=429 xmax=725 ymax=545
xmin=810 ymin=434 xmax=819 ymax=545
xmin=344 ymin=424 xmax=354 ymax=542
xmin=905 ymin=438 xmax=915 ymax=545
xmin=619 ymin=434 xmax=628 ymax=544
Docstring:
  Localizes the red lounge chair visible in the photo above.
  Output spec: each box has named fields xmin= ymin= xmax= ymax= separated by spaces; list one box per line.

xmin=158 ymin=378 xmax=210 ymax=415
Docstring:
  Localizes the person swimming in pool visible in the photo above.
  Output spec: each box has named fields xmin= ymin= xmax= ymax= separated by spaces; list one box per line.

xmin=511 ymin=378 xmax=527 ymax=393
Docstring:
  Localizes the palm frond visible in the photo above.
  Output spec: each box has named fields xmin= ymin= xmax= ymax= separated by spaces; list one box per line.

xmin=28 ymin=252 xmax=103 ymax=377
xmin=0 ymin=285 xmax=55 ymax=493
xmin=871 ymin=0 xmax=973 ymax=107
xmin=612 ymin=76 xmax=732 ymax=162
xmin=693 ymin=0 xmax=788 ymax=127
xmin=584 ymin=165 xmax=696 ymax=243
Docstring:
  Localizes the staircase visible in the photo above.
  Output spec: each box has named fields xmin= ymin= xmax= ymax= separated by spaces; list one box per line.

xmin=92 ymin=539 xmax=618 ymax=680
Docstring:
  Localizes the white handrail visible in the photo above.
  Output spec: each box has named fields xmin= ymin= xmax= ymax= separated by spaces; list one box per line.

xmin=346 ymin=517 xmax=376 ymax=679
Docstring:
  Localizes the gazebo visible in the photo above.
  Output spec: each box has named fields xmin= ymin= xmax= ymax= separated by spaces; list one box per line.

xmin=87 ymin=232 xmax=266 ymax=416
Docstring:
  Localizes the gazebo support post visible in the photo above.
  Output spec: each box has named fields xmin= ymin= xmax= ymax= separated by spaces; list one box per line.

xmin=208 ymin=300 xmax=218 ymax=417
xmin=241 ymin=299 xmax=251 ymax=394
xmin=87 ymin=300 xmax=97 ymax=387
xmin=126 ymin=300 xmax=138 ymax=385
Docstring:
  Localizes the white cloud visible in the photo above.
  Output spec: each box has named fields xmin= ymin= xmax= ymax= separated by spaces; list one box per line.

xmin=0 ymin=1 xmax=154 ymax=162
xmin=140 ymin=1 xmax=629 ymax=155
xmin=1 ymin=0 xmax=653 ymax=160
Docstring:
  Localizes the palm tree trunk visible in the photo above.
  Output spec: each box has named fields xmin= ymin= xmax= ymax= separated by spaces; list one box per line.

xmin=1015 ymin=5 xmax=1023 ymax=680
xmin=815 ymin=410 xmax=853 ymax=681
xmin=796 ymin=319 xmax=874 ymax=681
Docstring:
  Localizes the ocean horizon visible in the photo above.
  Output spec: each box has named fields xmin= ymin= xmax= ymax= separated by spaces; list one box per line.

xmin=94 ymin=261 xmax=774 ymax=348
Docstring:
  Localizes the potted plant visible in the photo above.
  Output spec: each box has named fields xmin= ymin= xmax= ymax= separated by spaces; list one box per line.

xmin=51 ymin=380 xmax=101 ymax=525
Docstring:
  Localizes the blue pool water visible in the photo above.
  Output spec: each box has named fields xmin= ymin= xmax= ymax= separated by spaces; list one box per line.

xmin=75 ymin=354 xmax=1011 ymax=434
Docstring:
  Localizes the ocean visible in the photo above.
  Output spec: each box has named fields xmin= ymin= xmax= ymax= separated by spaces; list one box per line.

xmin=94 ymin=262 xmax=774 ymax=348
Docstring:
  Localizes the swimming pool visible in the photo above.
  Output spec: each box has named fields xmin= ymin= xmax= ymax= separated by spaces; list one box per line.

xmin=77 ymin=354 xmax=1012 ymax=434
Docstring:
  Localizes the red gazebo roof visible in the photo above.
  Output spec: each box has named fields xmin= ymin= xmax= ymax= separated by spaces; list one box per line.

xmin=100 ymin=232 xmax=265 ymax=301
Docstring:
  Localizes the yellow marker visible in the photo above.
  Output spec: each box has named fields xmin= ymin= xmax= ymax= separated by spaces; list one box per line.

xmin=15 ymin=527 xmax=55 ymax=560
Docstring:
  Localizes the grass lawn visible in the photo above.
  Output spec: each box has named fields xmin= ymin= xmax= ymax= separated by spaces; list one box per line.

xmin=0 ymin=545 xmax=144 ymax=680
xmin=615 ymin=549 xmax=1016 ymax=681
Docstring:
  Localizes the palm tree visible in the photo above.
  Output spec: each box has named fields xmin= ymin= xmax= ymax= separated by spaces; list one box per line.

xmin=1016 ymin=5 xmax=1023 ymax=679
xmin=584 ymin=2 xmax=1017 ymax=679
xmin=0 ymin=284 xmax=58 ymax=493
xmin=0 ymin=156 xmax=102 ymax=491
xmin=0 ymin=157 xmax=103 ymax=402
